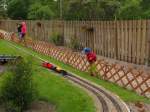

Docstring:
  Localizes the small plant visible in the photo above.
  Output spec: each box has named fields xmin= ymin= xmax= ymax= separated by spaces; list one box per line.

xmin=69 ymin=37 xmax=81 ymax=51
xmin=1 ymin=58 xmax=37 ymax=112
xmin=50 ymin=32 xmax=64 ymax=46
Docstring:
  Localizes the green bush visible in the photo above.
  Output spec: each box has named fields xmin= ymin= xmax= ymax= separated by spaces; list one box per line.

xmin=50 ymin=33 xmax=64 ymax=46
xmin=1 ymin=58 xmax=36 ymax=112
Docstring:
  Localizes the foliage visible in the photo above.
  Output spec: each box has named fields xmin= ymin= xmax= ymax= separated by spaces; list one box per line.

xmin=69 ymin=37 xmax=81 ymax=51
xmin=0 ymin=0 xmax=8 ymax=18
xmin=117 ymin=0 xmax=142 ymax=19
xmin=50 ymin=32 xmax=64 ymax=46
xmin=0 ymin=58 xmax=36 ymax=111
xmin=28 ymin=3 xmax=54 ymax=20
xmin=7 ymin=0 xmax=31 ymax=19
xmin=1 ymin=0 xmax=150 ymax=20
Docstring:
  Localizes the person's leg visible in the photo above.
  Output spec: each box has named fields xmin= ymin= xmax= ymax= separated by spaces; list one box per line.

xmin=19 ymin=33 xmax=23 ymax=43
xmin=88 ymin=62 xmax=97 ymax=76
xmin=18 ymin=32 xmax=22 ymax=42
xmin=22 ymin=33 xmax=26 ymax=46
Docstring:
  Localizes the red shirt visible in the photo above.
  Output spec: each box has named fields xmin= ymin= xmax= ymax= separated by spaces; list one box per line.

xmin=86 ymin=52 xmax=97 ymax=63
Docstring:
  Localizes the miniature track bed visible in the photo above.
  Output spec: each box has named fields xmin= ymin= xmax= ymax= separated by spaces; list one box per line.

xmin=66 ymin=74 xmax=126 ymax=112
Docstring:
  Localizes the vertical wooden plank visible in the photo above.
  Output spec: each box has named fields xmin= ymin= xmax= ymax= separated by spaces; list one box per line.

xmin=131 ymin=20 xmax=134 ymax=63
xmin=121 ymin=20 xmax=124 ymax=61
xmin=106 ymin=21 xmax=109 ymax=57
xmin=108 ymin=21 xmax=113 ymax=58
xmin=83 ymin=21 xmax=86 ymax=47
xmin=78 ymin=21 xmax=81 ymax=48
xmin=106 ymin=21 xmax=108 ymax=57
xmin=136 ymin=20 xmax=142 ymax=64
xmin=101 ymin=21 xmax=104 ymax=56
xmin=140 ymin=20 xmax=146 ymax=64
xmin=111 ymin=21 xmax=114 ymax=58
xmin=107 ymin=21 xmax=110 ymax=58
xmin=132 ymin=20 xmax=136 ymax=63
xmin=88 ymin=21 xmax=91 ymax=49
xmin=145 ymin=20 xmax=150 ymax=66
xmin=85 ymin=21 xmax=88 ymax=47
xmin=117 ymin=20 xmax=121 ymax=60
xmin=98 ymin=21 xmax=100 ymax=55
xmin=109 ymin=21 xmax=112 ymax=58
xmin=128 ymin=20 xmax=132 ymax=63
xmin=110 ymin=21 xmax=112 ymax=58
xmin=64 ymin=21 xmax=67 ymax=46
xmin=93 ymin=21 xmax=97 ymax=53
xmin=104 ymin=21 xmax=107 ymax=57
xmin=114 ymin=20 xmax=117 ymax=59
xmin=95 ymin=21 xmax=98 ymax=54
xmin=124 ymin=20 xmax=127 ymax=61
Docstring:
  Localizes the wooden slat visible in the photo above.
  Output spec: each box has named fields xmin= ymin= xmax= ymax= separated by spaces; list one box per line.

xmin=146 ymin=20 xmax=150 ymax=66
xmin=128 ymin=20 xmax=132 ymax=62
xmin=117 ymin=21 xmax=121 ymax=60
xmin=141 ymin=20 xmax=147 ymax=64
xmin=101 ymin=21 xmax=104 ymax=56
xmin=124 ymin=20 xmax=128 ymax=62
xmin=137 ymin=20 xmax=142 ymax=64
xmin=121 ymin=20 xmax=124 ymax=61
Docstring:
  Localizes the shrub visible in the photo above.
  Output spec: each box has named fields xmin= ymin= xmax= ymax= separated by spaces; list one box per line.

xmin=50 ymin=32 xmax=64 ymax=46
xmin=1 ymin=58 xmax=36 ymax=112
xmin=69 ymin=37 xmax=81 ymax=51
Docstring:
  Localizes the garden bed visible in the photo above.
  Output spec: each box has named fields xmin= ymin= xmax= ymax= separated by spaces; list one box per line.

xmin=0 ymin=101 xmax=55 ymax=112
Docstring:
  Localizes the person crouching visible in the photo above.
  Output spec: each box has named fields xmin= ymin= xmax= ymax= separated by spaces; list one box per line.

xmin=82 ymin=48 xmax=97 ymax=76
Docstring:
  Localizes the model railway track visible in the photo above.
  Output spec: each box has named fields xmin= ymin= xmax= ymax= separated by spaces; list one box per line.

xmin=66 ymin=73 xmax=126 ymax=112
xmin=67 ymin=75 xmax=109 ymax=112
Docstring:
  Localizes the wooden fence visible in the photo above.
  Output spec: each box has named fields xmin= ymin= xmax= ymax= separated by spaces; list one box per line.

xmin=0 ymin=30 xmax=150 ymax=98
xmin=0 ymin=20 xmax=150 ymax=66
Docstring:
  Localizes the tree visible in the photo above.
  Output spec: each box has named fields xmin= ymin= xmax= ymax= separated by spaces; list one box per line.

xmin=140 ymin=0 xmax=150 ymax=18
xmin=64 ymin=0 xmax=120 ymax=20
xmin=116 ymin=0 xmax=142 ymax=19
xmin=7 ymin=0 xmax=31 ymax=19
xmin=28 ymin=3 xmax=54 ymax=20
xmin=4 ymin=0 xmax=150 ymax=20
xmin=0 ymin=0 xmax=8 ymax=18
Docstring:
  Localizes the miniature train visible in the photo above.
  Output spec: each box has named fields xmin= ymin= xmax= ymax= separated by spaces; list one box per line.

xmin=42 ymin=62 xmax=68 ymax=76
xmin=0 ymin=55 xmax=68 ymax=76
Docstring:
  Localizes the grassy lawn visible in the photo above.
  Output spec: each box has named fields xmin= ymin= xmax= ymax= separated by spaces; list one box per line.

xmin=0 ymin=40 xmax=95 ymax=112
xmin=1 ymin=40 xmax=150 ymax=104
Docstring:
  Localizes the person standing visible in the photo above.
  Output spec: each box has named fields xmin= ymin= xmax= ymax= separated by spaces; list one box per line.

xmin=17 ymin=23 xmax=22 ymax=39
xmin=20 ymin=22 xmax=27 ymax=45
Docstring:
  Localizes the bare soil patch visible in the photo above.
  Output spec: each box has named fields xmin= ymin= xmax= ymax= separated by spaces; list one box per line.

xmin=0 ymin=101 xmax=55 ymax=112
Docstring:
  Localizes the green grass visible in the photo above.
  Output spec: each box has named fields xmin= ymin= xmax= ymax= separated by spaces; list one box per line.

xmin=1 ymin=40 xmax=150 ymax=104
xmin=0 ymin=40 xmax=95 ymax=112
